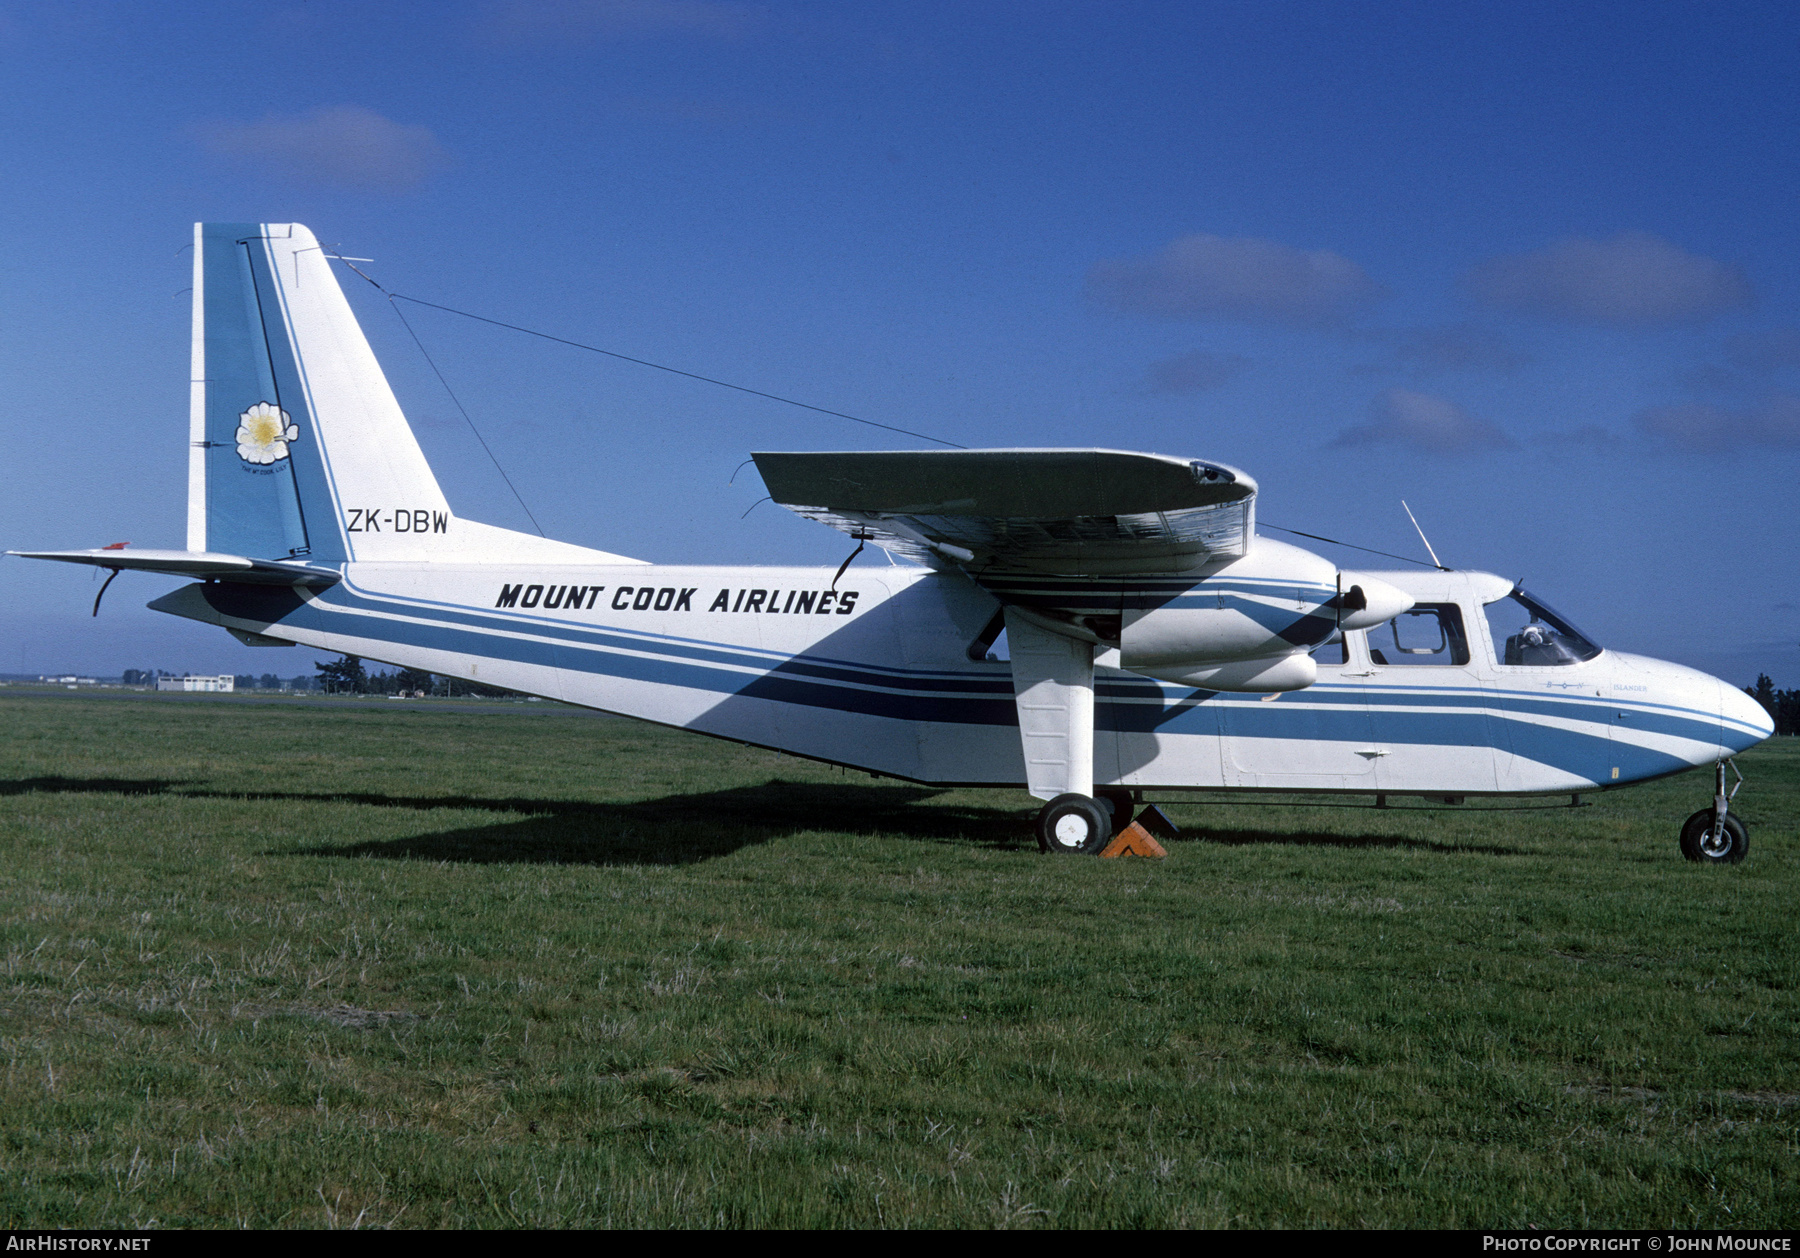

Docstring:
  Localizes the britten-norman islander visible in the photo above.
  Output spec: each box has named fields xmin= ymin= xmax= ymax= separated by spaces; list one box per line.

xmin=12 ymin=224 xmax=1774 ymax=862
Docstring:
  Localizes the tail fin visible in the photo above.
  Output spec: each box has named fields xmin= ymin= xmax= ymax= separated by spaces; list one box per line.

xmin=188 ymin=223 xmax=630 ymax=565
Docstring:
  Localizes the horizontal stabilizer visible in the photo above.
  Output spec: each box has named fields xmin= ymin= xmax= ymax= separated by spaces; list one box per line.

xmin=8 ymin=548 xmax=341 ymax=587
xmin=754 ymin=448 xmax=1256 ymax=575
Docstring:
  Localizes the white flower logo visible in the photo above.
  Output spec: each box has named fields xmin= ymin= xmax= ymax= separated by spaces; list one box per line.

xmin=235 ymin=402 xmax=299 ymax=465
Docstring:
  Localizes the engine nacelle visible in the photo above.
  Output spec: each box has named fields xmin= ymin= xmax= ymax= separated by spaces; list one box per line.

xmin=1336 ymin=571 xmax=1416 ymax=632
xmin=1120 ymin=539 xmax=1335 ymax=668
xmin=1115 ymin=543 xmax=1413 ymax=691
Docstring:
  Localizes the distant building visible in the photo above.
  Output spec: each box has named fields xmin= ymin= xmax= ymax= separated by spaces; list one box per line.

xmin=155 ymin=674 xmax=235 ymax=692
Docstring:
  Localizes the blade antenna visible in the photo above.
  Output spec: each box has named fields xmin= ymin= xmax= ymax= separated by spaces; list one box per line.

xmin=1401 ymin=501 xmax=1449 ymax=571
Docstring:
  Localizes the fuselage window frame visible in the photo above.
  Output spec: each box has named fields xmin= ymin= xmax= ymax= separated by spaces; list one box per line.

xmin=1369 ymin=603 xmax=1472 ymax=668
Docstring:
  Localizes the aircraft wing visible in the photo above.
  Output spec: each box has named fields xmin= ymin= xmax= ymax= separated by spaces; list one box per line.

xmin=8 ymin=548 xmax=341 ymax=587
xmin=752 ymin=448 xmax=1256 ymax=574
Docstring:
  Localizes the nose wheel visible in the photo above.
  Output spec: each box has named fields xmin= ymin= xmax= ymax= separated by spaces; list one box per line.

xmin=1680 ymin=809 xmax=1747 ymax=863
xmin=1681 ymin=759 xmax=1748 ymax=864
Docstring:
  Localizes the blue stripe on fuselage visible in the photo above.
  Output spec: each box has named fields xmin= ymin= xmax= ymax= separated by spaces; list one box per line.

xmin=200 ymin=581 xmax=1718 ymax=779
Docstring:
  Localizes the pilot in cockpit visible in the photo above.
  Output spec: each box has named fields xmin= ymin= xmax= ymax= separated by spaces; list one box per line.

xmin=1508 ymin=620 xmax=1576 ymax=666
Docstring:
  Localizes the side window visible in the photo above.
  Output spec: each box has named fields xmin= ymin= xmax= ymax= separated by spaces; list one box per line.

xmin=1369 ymin=604 xmax=1470 ymax=667
xmin=1310 ymin=632 xmax=1348 ymax=665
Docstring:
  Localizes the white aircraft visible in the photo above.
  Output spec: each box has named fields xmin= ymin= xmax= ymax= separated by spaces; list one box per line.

xmin=13 ymin=223 xmax=1774 ymax=862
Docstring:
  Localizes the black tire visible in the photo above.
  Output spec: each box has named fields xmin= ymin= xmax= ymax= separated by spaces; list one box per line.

xmin=1680 ymin=809 xmax=1748 ymax=864
xmin=1096 ymin=787 xmax=1136 ymax=836
xmin=1036 ymin=793 xmax=1112 ymax=855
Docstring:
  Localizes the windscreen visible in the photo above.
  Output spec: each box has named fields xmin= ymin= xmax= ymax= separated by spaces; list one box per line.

xmin=1485 ymin=587 xmax=1602 ymax=666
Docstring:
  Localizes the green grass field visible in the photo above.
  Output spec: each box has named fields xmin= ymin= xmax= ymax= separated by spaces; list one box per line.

xmin=0 ymin=690 xmax=1794 ymax=1228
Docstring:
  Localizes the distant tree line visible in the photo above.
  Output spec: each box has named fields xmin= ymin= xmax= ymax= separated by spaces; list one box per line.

xmin=231 ymin=673 xmax=317 ymax=691
xmin=1745 ymin=675 xmax=1800 ymax=736
xmin=314 ymin=654 xmax=520 ymax=698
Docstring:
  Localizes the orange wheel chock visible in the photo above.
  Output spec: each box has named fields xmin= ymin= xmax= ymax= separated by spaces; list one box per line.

xmin=1098 ymin=804 xmax=1178 ymax=859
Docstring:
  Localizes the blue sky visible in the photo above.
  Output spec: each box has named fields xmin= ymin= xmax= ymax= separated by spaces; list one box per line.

xmin=2 ymin=0 xmax=1797 ymax=686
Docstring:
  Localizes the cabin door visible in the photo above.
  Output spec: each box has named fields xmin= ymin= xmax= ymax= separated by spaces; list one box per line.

xmin=1360 ymin=601 xmax=1503 ymax=795
xmin=1219 ymin=636 xmax=1378 ymax=789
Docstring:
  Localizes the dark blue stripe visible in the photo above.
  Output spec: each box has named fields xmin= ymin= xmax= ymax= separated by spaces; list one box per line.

xmin=263 ymin=581 xmax=1728 ymax=744
xmin=335 ymin=576 xmax=1011 ymax=684
xmin=202 ymin=582 xmax=1721 ymax=783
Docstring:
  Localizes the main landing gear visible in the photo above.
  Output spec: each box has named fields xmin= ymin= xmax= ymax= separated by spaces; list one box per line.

xmin=1035 ymin=789 xmax=1137 ymax=855
xmin=1680 ymin=759 xmax=1748 ymax=864
xmin=1035 ymin=794 xmax=1113 ymax=855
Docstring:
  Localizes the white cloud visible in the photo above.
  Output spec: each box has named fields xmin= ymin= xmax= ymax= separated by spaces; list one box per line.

xmin=1464 ymin=232 xmax=1753 ymax=325
xmin=1633 ymin=395 xmax=1800 ymax=451
xmin=1087 ymin=233 xmax=1384 ymax=325
xmin=1535 ymin=424 xmax=1620 ymax=450
xmin=1143 ymin=348 xmax=1251 ymax=394
xmin=614 ymin=94 xmax=792 ymax=126
xmin=200 ymin=106 xmax=452 ymax=193
xmin=1672 ymin=362 xmax=1741 ymax=393
xmin=1333 ymin=389 xmax=1513 ymax=454
xmin=1725 ymin=328 xmax=1800 ymax=372
xmin=1381 ymin=323 xmax=1528 ymax=374
xmin=478 ymin=0 xmax=763 ymax=43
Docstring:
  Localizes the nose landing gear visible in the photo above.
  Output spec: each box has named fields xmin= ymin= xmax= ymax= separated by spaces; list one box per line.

xmin=1680 ymin=759 xmax=1748 ymax=864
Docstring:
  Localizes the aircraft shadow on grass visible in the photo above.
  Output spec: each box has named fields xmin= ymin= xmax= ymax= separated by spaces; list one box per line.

xmin=290 ymin=780 xmax=1032 ymax=866
xmin=1178 ymin=825 xmax=1527 ymax=858
xmin=0 ymin=776 xmax=181 ymax=798
xmin=1 ymin=775 xmax=1534 ymax=865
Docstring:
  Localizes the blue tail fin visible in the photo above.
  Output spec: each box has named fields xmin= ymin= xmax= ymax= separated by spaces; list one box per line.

xmin=189 ymin=222 xmax=459 ymax=564
xmin=190 ymin=223 xmax=325 ymax=559
xmin=187 ymin=222 xmax=637 ymax=567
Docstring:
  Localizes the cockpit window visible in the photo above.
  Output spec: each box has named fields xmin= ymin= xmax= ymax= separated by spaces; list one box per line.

xmin=1484 ymin=587 xmax=1602 ymax=666
xmin=1369 ymin=604 xmax=1470 ymax=666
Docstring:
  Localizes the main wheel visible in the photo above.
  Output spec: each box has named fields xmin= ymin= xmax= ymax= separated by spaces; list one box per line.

xmin=1036 ymin=793 xmax=1113 ymax=855
xmin=1679 ymin=809 xmax=1748 ymax=864
xmin=1096 ymin=787 xmax=1136 ymax=836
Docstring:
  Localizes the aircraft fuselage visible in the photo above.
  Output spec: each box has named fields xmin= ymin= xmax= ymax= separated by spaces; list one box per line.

xmin=153 ymin=557 xmax=1771 ymax=799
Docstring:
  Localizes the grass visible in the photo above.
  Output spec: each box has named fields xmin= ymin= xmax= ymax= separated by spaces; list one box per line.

xmin=0 ymin=690 xmax=1795 ymax=1228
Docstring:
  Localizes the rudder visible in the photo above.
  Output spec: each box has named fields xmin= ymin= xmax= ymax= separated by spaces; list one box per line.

xmin=189 ymin=223 xmax=453 ymax=564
